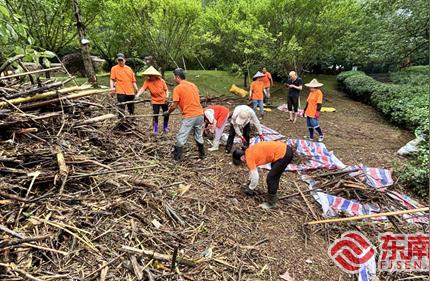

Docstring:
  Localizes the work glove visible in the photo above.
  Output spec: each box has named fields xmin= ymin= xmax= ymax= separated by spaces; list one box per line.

xmin=163 ymin=111 xmax=170 ymax=117
xmin=259 ymin=134 xmax=265 ymax=141
xmin=315 ymin=111 xmax=320 ymax=118
xmin=240 ymin=136 xmax=247 ymax=146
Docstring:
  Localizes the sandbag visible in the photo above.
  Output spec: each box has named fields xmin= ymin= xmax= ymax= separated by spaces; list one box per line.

xmin=229 ymin=84 xmax=247 ymax=98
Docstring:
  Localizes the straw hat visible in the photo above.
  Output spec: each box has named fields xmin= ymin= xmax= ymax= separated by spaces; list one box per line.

xmin=305 ymin=79 xmax=324 ymax=88
xmin=253 ymin=71 xmax=265 ymax=79
xmin=143 ymin=66 xmax=162 ymax=76
xmin=204 ymin=109 xmax=215 ymax=124
xmin=236 ymin=110 xmax=250 ymax=126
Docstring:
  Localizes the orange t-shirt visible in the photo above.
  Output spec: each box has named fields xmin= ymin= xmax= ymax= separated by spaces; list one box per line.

xmin=208 ymin=105 xmax=230 ymax=128
xmin=245 ymin=141 xmax=287 ymax=170
xmin=262 ymin=72 xmax=272 ymax=88
xmin=250 ymin=80 xmax=265 ymax=100
xmin=110 ymin=65 xmax=136 ymax=95
xmin=173 ymin=80 xmax=203 ymax=118
xmin=142 ymin=78 xmax=168 ymax=104
xmin=305 ymin=89 xmax=323 ymax=118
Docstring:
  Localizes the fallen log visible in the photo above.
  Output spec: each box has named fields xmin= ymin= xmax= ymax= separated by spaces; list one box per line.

xmin=306 ymin=207 xmax=429 ymax=225
xmin=0 ymin=85 xmax=92 ymax=108
xmin=0 ymin=111 xmax=62 ymax=127
xmin=120 ymin=245 xmax=196 ymax=267
xmin=6 ymin=81 xmax=65 ymax=99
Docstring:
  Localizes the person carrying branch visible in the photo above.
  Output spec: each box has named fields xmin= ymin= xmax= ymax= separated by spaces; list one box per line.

xmin=249 ymin=71 xmax=265 ymax=118
xmin=204 ymin=105 xmax=230 ymax=152
xmin=136 ymin=66 xmax=170 ymax=134
xmin=262 ymin=67 xmax=273 ymax=105
xmin=303 ymin=78 xmax=324 ymax=142
xmin=225 ymin=105 xmax=264 ymax=153
xmin=165 ymin=68 xmax=205 ymax=161
xmin=285 ymin=71 xmax=303 ymax=123
xmin=232 ymin=141 xmax=293 ymax=209
xmin=110 ymin=53 xmax=138 ymax=115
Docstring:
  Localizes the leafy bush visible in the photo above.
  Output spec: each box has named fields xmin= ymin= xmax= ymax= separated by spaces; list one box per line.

xmin=390 ymin=65 xmax=430 ymax=86
xmin=337 ymin=70 xmax=429 ymax=196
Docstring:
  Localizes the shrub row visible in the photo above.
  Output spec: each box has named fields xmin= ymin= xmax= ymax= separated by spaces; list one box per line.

xmin=337 ymin=70 xmax=429 ymax=196
xmin=389 ymin=65 xmax=429 ymax=86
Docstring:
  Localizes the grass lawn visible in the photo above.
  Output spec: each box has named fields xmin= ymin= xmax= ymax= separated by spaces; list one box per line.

xmin=58 ymin=70 xmax=337 ymax=102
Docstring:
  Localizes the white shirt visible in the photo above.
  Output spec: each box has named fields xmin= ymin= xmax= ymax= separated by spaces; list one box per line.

xmin=231 ymin=105 xmax=262 ymax=137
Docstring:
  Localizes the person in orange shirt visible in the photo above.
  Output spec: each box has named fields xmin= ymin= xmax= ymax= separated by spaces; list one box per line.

xmin=303 ymin=79 xmax=324 ymax=142
xmin=203 ymin=105 xmax=230 ymax=151
xmin=249 ymin=71 xmax=265 ymax=118
xmin=165 ymin=68 xmax=205 ymax=161
xmin=262 ymin=67 xmax=273 ymax=105
xmin=232 ymin=141 xmax=293 ymax=209
xmin=136 ymin=66 xmax=170 ymax=134
xmin=110 ymin=53 xmax=138 ymax=115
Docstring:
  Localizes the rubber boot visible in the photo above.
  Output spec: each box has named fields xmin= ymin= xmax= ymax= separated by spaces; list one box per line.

xmin=208 ymin=140 xmax=220 ymax=151
xmin=153 ymin=122 xmax=159 ymax=134
xmin=163 ymin=119 xmax=169 ymax=133
xmin=196 ymin=142 xmax=205 ymax=159
xmin=244 ymin=186 xmax=256 ymax=196
xmin=173 ymin=146 xmax=183 ymax=161
xmin=260 ymin=193 xmax=277 ymax=209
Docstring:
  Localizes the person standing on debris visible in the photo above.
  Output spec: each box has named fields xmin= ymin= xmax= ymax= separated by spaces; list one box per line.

xmin=249 ymin=71 xmax=265 ymax=118
xmin=232 ymin=141 xmax=293 ymax=209
xmin=285 ymin=71 xmax=303 ymax=123
xmin=110 ymin=53 xmax=138 ymax=115
xmin=204 ymin=105 xmax=230 ymax=151
xmin=225 ymin=105 xmax=264 ymax=153
xmin=165 ymin=68 xmax=205 ymax=160
xmin=136 ymin=66 xmax=170 ymax=134
xmin=303 ymin=79 xmax=324 ymax=142
xmin=262 ymin=67 xmax=273 ymax=105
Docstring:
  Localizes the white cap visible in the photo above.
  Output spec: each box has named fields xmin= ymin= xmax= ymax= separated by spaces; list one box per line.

xmin=204 ymin=109 xmax=215 ymax=124
xmin=236 ymin=110 xmax=250 ymax=125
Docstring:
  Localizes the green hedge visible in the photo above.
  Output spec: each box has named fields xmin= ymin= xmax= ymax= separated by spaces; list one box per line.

xmin=337 ymin=70 xmax=429 ymax=196
xmin=390 ymin=65 xmax=430 ymax=86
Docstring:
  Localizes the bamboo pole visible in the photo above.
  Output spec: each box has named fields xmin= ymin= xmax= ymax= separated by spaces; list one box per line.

xmin=306 ymin=207 xmax=429 ymax=225
xmin=0 ymin=85 xmax=92 ymax=108
xmin=0 ymin=67 xmax=62 ymax=80
xmin=74 ymin=113 xmax=116 ymax=126
xmin=19 ymin=88 xmax=109 ymax=110
xmin=120 ymin=245 xmax=196 ymax=267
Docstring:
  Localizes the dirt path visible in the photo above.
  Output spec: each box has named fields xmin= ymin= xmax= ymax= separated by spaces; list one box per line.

xmin=130 ymin=83 xmax=414 ymax=280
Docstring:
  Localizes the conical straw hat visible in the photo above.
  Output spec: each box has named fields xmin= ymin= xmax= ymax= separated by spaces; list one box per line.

xmin=143 ymin=66 xmax=162 ymax=76
xmin=305 ymin=78 xmax=324 ymax=88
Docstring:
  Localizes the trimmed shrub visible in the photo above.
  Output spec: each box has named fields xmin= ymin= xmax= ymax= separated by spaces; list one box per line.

xmin=390 ymin=65 xmax=430 ymax=86
xmin=337 ymin=70 xmax=429 ymax=196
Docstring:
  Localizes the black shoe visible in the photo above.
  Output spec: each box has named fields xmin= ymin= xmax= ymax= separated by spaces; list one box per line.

xmin=173 ymin=146 xmax=183 ymax=161
xmin=196 ymin=142 xmax=205 ymax=159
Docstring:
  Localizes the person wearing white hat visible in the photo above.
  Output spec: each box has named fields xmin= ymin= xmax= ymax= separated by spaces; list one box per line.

xmin=303 ymin=78 xmax=324 ymax=142
xmin=136 ymin=66 xmax=170 ymax=133
xmin=225 ymin=105 xmax=264 ymax=153
xmin=250 ymin=71 xmax=265 ymax=118
xmin=203 ymin=105 xmax=230 ymax=151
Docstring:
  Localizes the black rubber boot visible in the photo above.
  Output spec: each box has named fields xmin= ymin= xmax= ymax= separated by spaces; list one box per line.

xmin=244 ymin=186 xmax=256 ymax=196
xmin=173 ymin=146 xmax=183 ymax=161
xmin=261 ymin=193 xmax=277 ymax=209
xmin=196 ymin=142 xmax=205 ymax=159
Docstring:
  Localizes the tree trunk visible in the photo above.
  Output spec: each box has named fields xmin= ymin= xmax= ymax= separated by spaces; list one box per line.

xmin=71 ymin=0 xmax=96 ymax=84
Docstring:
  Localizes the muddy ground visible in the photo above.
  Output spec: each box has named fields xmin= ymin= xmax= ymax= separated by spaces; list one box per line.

xmin=125 ymin=84 xmax=415 ymax=281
